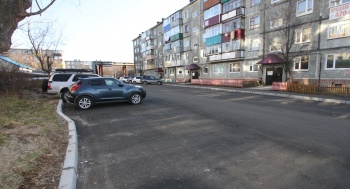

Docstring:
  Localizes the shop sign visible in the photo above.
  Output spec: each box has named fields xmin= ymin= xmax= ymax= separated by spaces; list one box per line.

xmin=330 ymin=3 xmax=350 ymax=20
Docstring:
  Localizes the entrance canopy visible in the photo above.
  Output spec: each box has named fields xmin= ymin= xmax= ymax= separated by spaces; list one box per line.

xmin=186 ymin=64 xmax=200 ymax=70
xmin=154 ymin=67 xmax=164 ymax=72
xmin=257 ymin=54 xmax=286 ymax=65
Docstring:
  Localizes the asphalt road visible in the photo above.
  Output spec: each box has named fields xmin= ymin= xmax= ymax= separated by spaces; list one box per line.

xmin=63 ymin=84 xmax=350 ymax=189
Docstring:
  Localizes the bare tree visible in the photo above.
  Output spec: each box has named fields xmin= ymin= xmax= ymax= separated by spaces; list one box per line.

xmin=25 ymin=20 xmax=63 ymax=76
xmin=268 ymin=0 xmax=307 ymax=82
xmin=0 ymin=0 xmax=57 ymax=54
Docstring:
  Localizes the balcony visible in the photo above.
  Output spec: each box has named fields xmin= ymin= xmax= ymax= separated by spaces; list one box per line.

xmin=170 ymin=33 xmax=183 ymax=42
xmin=144 ymin=64 xmax=155 ymax=70
xmin=164 ymin=60 xmax=172 ymax=67
xmin=144 ymin=55 xmax=155 ymax=61
xmin=172 ymin=46 xmax=183 ymax=53
xmin=221 ymin=29 xmax=245 ymax=42
xmin=171 ymin=18 xmax=183 ymax=28
xmin=206 ymin=35 xmax=222 ymax=46
xmin=222 ymin=7 xmax=245 ymax=22
xmin=204 ymin=15 xmax=221 ymax=28
xmin=146 ymin=44 xmax=155 ymax=50
xmin=221 ymin=50 xmax=245 ymax=60
xmin=203 ymin=0 xmax=220 ymax=10
xmin=207 ymin=50 xmax=245 ymax=62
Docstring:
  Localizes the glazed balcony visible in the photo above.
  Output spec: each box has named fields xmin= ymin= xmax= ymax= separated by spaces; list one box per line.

xmin=221 ymin=29 xmax=245 ymax=42
xmin=144 ymin=64 xmax=155 ymax=70
xmin=144 ymin=55 xmax=155 ymax=61
xmin=222 ymin=7 xmax=245 ymax=22
xmin=171 ymin=18 xmax=183 ymax=28
xmin=203 ymin=0 xmax=220 ymax=10
xmin=204 ymin=15 xmax=220 ymax=28
xmin=207 ymin=50 xmax=245 ymax=62
xmin=170 ymin=33 xmax=183 ymax=42
xmin=206 ymin=35 xmax=222 ymax=46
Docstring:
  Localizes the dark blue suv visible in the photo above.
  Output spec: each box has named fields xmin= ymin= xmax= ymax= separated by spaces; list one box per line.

xmin=65 ymin=77 xmax=146 ymax=109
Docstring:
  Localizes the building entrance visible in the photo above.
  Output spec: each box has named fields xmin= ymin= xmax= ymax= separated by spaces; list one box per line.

xmin=265 ymin=67 xmax=283 ymax=85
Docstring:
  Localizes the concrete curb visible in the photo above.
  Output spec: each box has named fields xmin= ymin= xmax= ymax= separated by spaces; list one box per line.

xmin=169 ymin=84 xmax=350 ymax=105
xmin=57 ymin=100 xmax=78 ymax=189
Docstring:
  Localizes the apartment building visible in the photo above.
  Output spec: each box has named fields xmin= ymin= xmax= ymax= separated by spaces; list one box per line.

xmin=6 ymin=48 xmax=64 ymax=71
xmin=133 ymin=0 xmax=350 ymax=86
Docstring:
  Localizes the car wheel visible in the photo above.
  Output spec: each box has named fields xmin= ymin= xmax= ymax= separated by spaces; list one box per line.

xmin=143 ymin=81 xmax=147 ymax=84
xmin=60 ymin=89 xmax=69 ymax=102
xmin=133 ymin=81 xmax=136 ymax=84
xmin=76 ymin=96 xmax=93 ymax=110
xmin=129 ymin=93 xmax=142 ymax=105
xmin=156 ymin=81 xmax=161 ymax=85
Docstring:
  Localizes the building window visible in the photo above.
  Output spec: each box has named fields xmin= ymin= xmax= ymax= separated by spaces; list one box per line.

xmin=294 ymin=56 xmax=309 ymax=70
xmin=184 ymin=10 xmax=189 ymax=19
xmin=193 ymin=27 xmax=198 ymax=34
xmin=204 ymin=4 xmax=220 ymax=20
xmin=205 ymin=25 xmax=222 ymax=38
xmin=326 ymin=53 xmax=350 ymax=69
xmin=222 ymin=40 xmax=241 ymax=52
xmin=296 ymin=28 xmax=311 ymax=43
xmin=184 ymin=25 xmax=189 ymax=33
xmin=250 ymin=38 xmax=260 ymax=51
xmin=192 ymin=11 xmax=198 ymax=18
xmin=249 ymin=62 xmax=259 ymax=72
xmin=206 ymin=44 xmax=221 ymax=55
xmin=193 ymin=56 xmax=199 ymax=62
xmin=229 ymin=63 xmax=241 ymax=72
xmin=213 ymin=64 xmax=224 ymax=73
xmin=297 ymin=0 xmax=313 ymax=16
xmin=223 ymin=0 xmax=242 ymax=14
xmin=330 ymin=0 xmax=350 ymax=7
xmin=251 ymin=0 xmax=260 ymax=6
xmin=269 ymin=44 xmax=282 ymax=52
xmin=204 ymin=66 xmax=208 ymax=74
xmin=184 ymin=38 xmax=190 ymax=47
xmin=250 ymin=15 xmax=260 ymax=29
xmin=328 ymin=22 xmax=350 ymax=39
xmin=270 ymin=18 xmax=283 ymax=28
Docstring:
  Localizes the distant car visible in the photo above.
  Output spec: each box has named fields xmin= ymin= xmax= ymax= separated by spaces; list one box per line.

xmin=65 ymin=77 xmax=146 ymax=110
xmin=127 ymin=76 xmax=134 ymax=83
xmin=131 ymin=76 xmax=142 ymax=84
xmin=47 ymin=71 xmax=99 ymax=102
xmin=141 ymin=75 xmax=162 ymax=85
xmin=119 ymin=76 xmax=129 ymax=83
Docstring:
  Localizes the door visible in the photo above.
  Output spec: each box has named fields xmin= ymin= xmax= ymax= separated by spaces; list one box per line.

xmin=266 ymin=67 xmax=283 ymax=85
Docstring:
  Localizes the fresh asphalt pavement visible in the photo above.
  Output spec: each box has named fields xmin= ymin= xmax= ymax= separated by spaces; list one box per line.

xmin=62 ymin=84 xmax=350 ymax=189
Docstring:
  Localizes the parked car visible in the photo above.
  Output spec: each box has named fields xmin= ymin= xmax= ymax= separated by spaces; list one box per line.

xmin=119 ymin=76 xmax=130 ymax=83
xmin=141 ymin=75 xmax=162 ymax=85
xmin=131 ymin=76 xmax=142 ymax=84
xmin=65 ymin=77 xmax=146 ymax=110
xmin=47 ymin=70 xmax=99 ymax=102
xmin=127 ymin=76 xmax=134 ymax=83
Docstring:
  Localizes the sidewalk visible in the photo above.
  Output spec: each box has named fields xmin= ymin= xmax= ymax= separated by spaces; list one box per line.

xmin=167 ymin=83 xmax=350 ymax=105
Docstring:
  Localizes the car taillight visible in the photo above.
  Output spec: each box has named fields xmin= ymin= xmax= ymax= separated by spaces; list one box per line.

xmin=70 ymin=83 xmax=81 ymax=92
xmin=47 ymin=82 xmax=51 ymax=90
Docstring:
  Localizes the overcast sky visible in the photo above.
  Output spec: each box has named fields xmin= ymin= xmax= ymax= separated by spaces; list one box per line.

xmin=12 ymin=0 xmax=190 ymax=62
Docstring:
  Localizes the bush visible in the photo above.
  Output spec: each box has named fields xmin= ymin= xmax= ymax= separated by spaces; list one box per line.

xmin=0 ymin=70 xmax=41 ymax=95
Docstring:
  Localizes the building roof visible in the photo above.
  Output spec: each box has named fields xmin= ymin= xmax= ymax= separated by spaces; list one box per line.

xmin=0 ymin=56 xmax=31 ymax=69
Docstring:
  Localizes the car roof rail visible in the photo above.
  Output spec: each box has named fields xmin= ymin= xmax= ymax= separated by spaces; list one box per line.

xmin=54 ymin=69 xmax=94 ymax=73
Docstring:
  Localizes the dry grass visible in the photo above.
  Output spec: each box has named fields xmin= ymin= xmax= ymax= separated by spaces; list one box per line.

xmin=0 ymin=89 xmax=68 ymax=189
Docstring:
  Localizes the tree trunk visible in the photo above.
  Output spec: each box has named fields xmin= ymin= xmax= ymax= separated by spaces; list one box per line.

xmin=0 ymin=0 xmax=32 ymax=54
